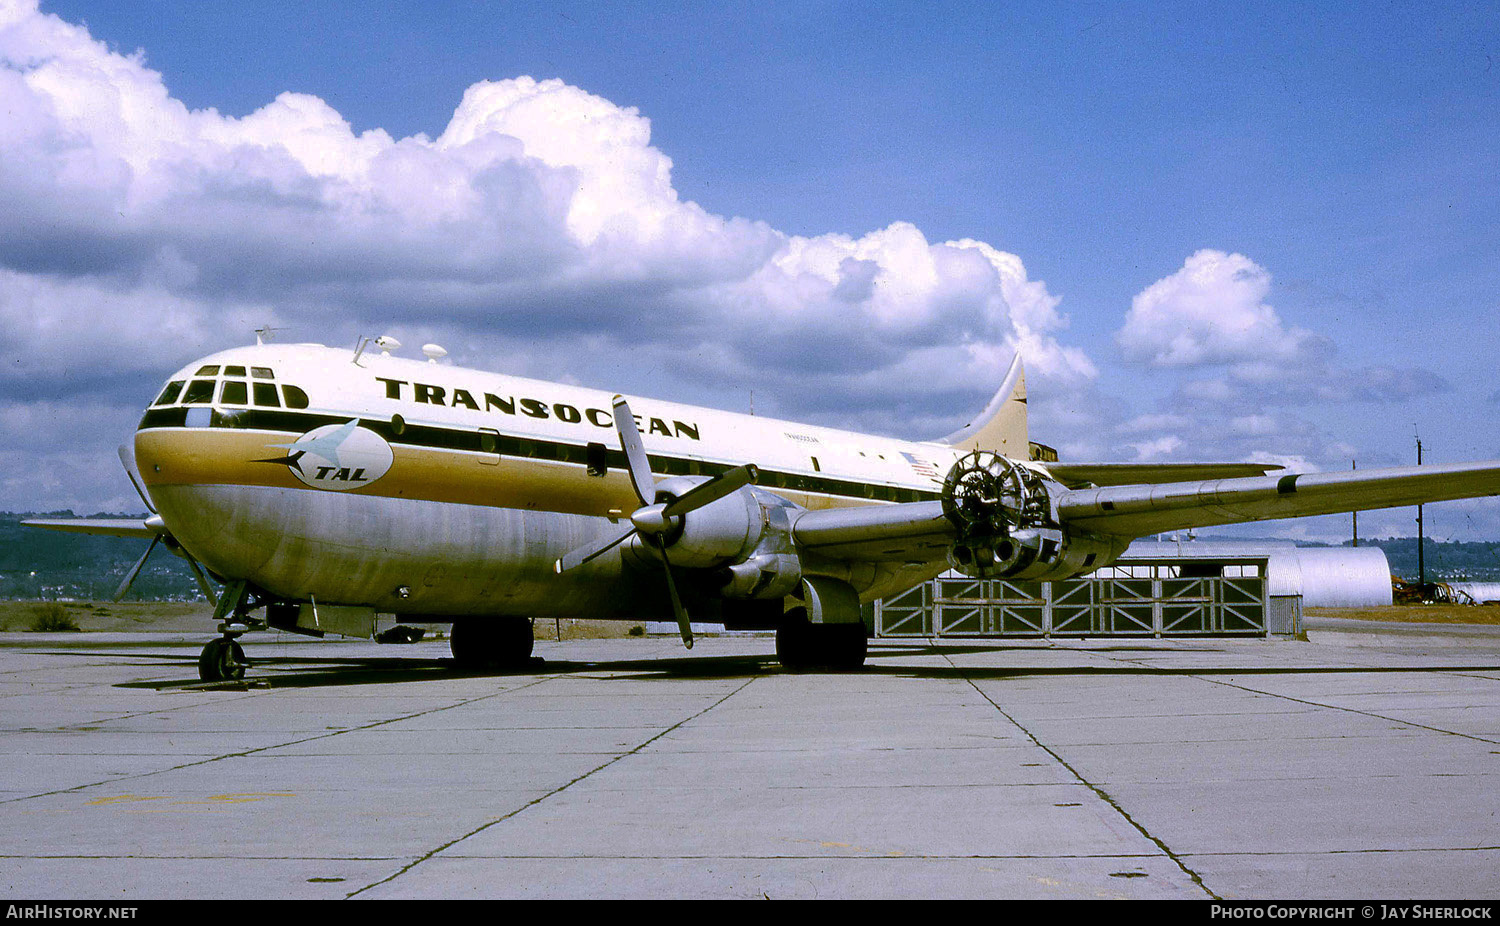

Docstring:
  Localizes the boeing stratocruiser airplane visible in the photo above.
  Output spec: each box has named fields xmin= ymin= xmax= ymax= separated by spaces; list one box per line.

xmin=25 ymin=335 xmax=1500 ymax=680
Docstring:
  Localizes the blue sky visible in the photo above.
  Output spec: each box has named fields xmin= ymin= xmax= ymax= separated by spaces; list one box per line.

xmin=4 ymin=0 xmax=1499 ymax=542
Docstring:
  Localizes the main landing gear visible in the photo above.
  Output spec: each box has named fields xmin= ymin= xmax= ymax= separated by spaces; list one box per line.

xmin=449 ymin=617 xmax=536 ymax=671
xmin=775 ymin=607 xmax=868 ymax=671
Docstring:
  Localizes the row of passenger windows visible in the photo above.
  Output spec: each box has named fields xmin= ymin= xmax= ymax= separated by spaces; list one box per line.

xmin=154 ymin=379 xmax=309 ymax=409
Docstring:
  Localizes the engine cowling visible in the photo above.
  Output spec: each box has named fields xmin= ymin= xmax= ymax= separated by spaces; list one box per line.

xmin=942 ymin=451 xmax=1128 ymax=581
xmin=629 ymin=474 xmax=767 ymax=569
xmin=622 ymin=480 xmax=803 ymax=600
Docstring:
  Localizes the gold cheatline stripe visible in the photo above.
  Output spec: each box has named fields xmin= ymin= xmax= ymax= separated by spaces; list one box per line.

xmin=136 ymin=423 xmax=940 ymax=516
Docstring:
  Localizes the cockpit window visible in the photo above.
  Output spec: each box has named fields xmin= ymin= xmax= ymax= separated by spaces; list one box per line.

xmin=220 ymin=380 xmax=248 ymax=405
xmin=224 ymin=365 xmax=246 ymax=377
xmin=154 ymin=381 xmax=185 ymax=406
xmin=251 ymin=367 xmax=274 ymax=380
xmin=194 ymin=365 xmax=220 ymax=376
xmin=182 ymin=379 xmax=216 ymax=404
xmin=252 ymin=383 xmax=281 ymax=407
xmin=282 ymin=384 xmax=310 ymax=409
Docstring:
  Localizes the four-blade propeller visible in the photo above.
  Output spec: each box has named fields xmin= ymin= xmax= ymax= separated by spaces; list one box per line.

xmin=554 ymin=395 xmax=758 ymax=648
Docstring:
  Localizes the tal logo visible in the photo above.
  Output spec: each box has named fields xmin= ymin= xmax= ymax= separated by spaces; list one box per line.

xmin=256 ymin=421 xmax=394 ymax=491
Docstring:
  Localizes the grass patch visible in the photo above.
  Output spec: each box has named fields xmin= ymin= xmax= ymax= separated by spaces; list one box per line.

xmin=29 ymin=602 xmax=81 ymax=632
xmin=1306 ymin=604 xmax=1500 ymax=626
xmin=0 ymin=599 xmax=212 ymax=633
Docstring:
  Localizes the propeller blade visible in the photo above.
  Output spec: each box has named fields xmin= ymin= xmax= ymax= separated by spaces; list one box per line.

xmin=112 ymin=534 xmax=161 ymax=601
xmin=117 ymin=443 xmax=156 ymax=514
xmin=555 ymin=523 xmax=636 ymax=573
xmin=611 ymin=395 xmax=656 ymax=506
xmin=659 ymin=546 xmax=693 ymax=649
xmin=661 ymin=464 xmax=760 ymax=518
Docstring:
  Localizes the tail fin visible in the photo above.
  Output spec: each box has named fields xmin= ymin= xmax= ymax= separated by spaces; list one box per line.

xmin=937 ymin=353 xmax=1028 ymax=457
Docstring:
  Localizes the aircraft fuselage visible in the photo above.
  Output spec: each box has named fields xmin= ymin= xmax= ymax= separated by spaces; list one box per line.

xmin=135 ymin=343 xmax=966 ymax=620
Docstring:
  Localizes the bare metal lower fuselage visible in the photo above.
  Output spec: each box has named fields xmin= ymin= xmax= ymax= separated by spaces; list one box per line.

xmin=154 ymin=484 xmax=942 ymax=621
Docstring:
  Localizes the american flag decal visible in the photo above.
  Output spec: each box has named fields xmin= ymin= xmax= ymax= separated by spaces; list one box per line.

xmin=901 ymin=452 xmax=942 ymax=482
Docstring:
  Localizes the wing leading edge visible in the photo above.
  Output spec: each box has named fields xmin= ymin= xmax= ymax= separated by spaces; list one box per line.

xmin=1059 ymin=459 xmax=1500 ymax=538
xmin=790 ymin=459 xmax=1500 ymax=566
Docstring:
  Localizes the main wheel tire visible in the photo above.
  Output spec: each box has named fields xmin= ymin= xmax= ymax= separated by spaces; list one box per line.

xmin=199 ymin=638 xmax=246 ymax=682
xmin=450 ymin=617 xmax=535 ymax=671
xmin=818 ymin=621 xmax=868 ymax=671
xmin=776 ymin=609 xmax=867 ymax=671
xmin=775 ymin=608 xmax=814 ymax=670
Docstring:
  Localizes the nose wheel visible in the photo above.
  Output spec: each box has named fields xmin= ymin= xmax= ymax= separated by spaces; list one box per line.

xmin=199 ymin=636 xmax=247 ymax=681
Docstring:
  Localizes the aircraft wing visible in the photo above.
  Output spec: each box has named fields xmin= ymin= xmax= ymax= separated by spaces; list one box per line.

xmin=21 ymin=517 xmax=164 ymax=540
xmin=1057 ymin=459 xmax=1500 ymax=538
xmin=792 ymin=500 xmax=955 ymax=562
xmin=790 ymin=459 xmax=1500 ymax=564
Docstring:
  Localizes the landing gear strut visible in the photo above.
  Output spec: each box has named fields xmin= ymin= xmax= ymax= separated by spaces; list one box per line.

xmin=198 ymin=579 xmax=258 ymax=682
xmin=450 ymin=617 xmax=535 ymax=670
xmin=775 ymin=607 xmax=867 ymax=671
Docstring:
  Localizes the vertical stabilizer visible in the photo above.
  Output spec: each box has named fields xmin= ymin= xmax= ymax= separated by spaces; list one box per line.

xmin=937 ymin=353 xmax=1028 ymax=458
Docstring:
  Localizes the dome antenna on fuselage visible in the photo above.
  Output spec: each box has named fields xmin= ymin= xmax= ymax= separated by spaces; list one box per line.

xmin=352 ymin=334 xmax=402 ymax=366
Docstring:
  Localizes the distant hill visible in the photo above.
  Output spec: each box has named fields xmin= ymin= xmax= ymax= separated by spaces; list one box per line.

xmin=1195 ymin=533 xmax=1500 ymax=581
xmin=1335 ymin=537 xmax=1500 ymax=581
xmin=0 ymin=513 xmax=204 ymax=601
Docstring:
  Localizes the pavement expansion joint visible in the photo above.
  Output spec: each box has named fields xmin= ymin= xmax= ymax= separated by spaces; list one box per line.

xmin=942 ymin=651 xmax=1221 ymax=900
xmin=343 ymin=675 xmax=761 ymax=899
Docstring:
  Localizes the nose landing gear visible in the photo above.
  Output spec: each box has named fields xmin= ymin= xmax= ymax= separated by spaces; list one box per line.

xmin=199 ymin=636 xmax=247 ymax=682
xmin=198 ymin=579 xmax=258 ymax=682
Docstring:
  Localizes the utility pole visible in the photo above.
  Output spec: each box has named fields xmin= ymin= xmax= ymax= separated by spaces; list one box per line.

xmin=1416 ymin=435 xmax=1425 ymax=587
xmin=1351 ymin=460 xmax=1358 ymax=547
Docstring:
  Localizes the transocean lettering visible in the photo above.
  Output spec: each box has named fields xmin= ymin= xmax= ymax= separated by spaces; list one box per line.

xmin=375 ymin=378 xmax=701 ymax=441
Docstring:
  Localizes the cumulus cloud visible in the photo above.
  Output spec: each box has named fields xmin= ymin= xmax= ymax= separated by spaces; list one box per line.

xmin=0 ymin=0 xmax=1092 ymax=459
xmin=1118 ymin=249 xmax=1329 ymax=367
xmin=1101 ymin=248 xmax=1452 ymax=470
xmin=1117 ymin=250 xmax=1447 ymax=405
xmin=0 ymin=0 xmax=1115 ymax=511
xmin=0 ymin=268 xmax=272 ymax=393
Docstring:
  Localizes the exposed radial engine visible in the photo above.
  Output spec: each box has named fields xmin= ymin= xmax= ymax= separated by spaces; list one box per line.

xmin=940 ymin=451 xmax=1127 ymax=581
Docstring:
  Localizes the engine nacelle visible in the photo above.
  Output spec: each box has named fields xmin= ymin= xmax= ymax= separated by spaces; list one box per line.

xmin=641 ymin=475 xmax=766 ymax=569
xmin=621 ymin=480 xmax=803 ymax=597
xmin=715 ymin=489 xmax=802 ymax=598
xmin=941 ymin=450 xmax=1128 ymax=581
xmin=947 ymin=526 xmax=1129 ymax=581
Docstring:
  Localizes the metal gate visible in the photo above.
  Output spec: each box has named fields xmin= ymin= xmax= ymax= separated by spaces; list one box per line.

xmin=876 ymin=557 xmax=1273 ymax=637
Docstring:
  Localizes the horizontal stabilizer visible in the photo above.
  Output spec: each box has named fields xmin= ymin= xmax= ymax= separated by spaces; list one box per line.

xmin=1059 ymin=459 xmax=1500 ymax=538
xmin=1043 ymin=461 xmax=1284 ymax=489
